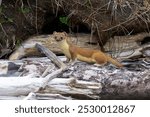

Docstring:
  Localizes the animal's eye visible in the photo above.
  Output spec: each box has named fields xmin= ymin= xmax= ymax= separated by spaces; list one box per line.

xmin=54 ymin=36 xmax=57 ymax=39
xmin=60 ymin=37 xmax=63 ymax=40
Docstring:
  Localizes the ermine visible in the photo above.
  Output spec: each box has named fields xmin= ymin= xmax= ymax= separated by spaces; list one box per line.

xmin=53 ymin=31 xmax=123 ymax=68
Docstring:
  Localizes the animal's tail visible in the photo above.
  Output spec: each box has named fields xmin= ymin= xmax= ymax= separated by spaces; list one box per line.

xmin=106 ymin=55 xmax=123 ymax=68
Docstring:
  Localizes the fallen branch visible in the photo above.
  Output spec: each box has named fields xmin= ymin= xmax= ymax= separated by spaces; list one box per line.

xmin=35 ymin=43 xmax=66 ymax=68
xmin=33 ymin=43 xmax=67 ymax=94
xmin=36 ymin=68 xmax=65 ymax=91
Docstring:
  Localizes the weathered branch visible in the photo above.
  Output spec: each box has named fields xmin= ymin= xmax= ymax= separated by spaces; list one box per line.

xmin=33 ymin=43 xmax=67 ymax=95
xmin=35 ymin=43 xmax=66 ymax=68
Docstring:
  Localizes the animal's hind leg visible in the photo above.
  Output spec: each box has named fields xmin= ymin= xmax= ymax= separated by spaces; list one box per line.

xmin=92 ymin=52 xmax=107 ymax=65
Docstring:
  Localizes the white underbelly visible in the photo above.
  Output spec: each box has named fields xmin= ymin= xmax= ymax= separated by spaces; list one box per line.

xmin=62 ymin=48 xmax=71 ymax=58
xmin=59 ymin=41 xmax=71 ymax=58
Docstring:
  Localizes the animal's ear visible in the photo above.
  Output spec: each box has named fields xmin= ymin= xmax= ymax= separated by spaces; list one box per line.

xmin=63 ymin=32 xmax=68 ymax=36
xmin=53 ymin=31 xmax=57 ymax=34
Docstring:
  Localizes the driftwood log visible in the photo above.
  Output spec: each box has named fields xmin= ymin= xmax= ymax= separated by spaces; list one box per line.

xmin=0 ymin=57 xmax=149 ymax=100
xmin=0 ymin=43 xmax=150 ymax=99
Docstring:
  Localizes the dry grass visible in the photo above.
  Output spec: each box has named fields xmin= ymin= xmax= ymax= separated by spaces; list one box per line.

xmin=52 ymin=0 xmax=150 ymax=44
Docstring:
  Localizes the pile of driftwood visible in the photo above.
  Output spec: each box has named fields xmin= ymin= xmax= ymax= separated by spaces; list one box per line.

xmin=0 ymin=44 xmax=102 ymax=100
xmin=0 ymin=32 xmax=150 ymax=99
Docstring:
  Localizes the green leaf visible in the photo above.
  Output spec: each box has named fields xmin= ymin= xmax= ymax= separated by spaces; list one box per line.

xmin=59 ymin=16 xmax=69 ymax=26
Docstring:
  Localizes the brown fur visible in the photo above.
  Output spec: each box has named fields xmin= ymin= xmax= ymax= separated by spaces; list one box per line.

xmin=53 ymin=31 xmax=123 ymax=68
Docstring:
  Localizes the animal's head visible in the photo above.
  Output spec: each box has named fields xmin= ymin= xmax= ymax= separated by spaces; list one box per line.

xmin=53 ymin=31 xmax=68 ymax=42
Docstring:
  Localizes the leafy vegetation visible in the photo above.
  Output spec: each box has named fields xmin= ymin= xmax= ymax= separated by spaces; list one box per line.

xmin=59 ymin=16 xmax=70 ymax=26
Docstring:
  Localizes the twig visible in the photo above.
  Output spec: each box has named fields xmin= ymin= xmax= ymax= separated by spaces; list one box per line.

xmin=0 ymin=23 xmax=8 ymax=37
xmin=40 ymin=68 xmax=64 ymax=89
xmin=35 ymin=0 xmax=38 ymax=34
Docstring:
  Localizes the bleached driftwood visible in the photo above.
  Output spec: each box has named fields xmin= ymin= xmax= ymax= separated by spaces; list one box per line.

xmin=0 ymin=77 xmax=101 ymax=99
xmin=0 ymin=77 xmax=43 ymax=96
xmin=104 ymin=33 xmax=150 ymax=59
xmin=0 ymin=62 xmax=150 ymax=100
xmin=141 ymin=47 xmax=150 ymax=57
xmin=117 ymin=43 xmax=150 ymax=59
xmin=1 ymin=56 xmax=150 ymax=99
xmin=32 ymin=44 xmax=67 ymax=93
